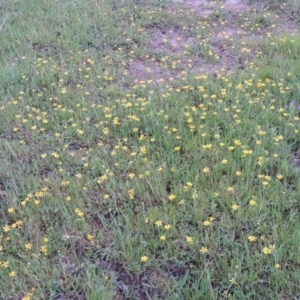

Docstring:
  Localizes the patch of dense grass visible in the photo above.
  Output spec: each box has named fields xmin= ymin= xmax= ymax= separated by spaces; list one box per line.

xmin=0 ymin=0 xmax=300 ymax=299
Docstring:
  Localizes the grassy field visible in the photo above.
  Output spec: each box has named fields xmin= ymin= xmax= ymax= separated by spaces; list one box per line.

xmin=0 ymin=0 xmax=300 ymax=299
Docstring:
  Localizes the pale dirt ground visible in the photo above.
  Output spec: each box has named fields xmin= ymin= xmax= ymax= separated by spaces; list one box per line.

xmin=127 ymin=0 xmax=253 ymax=83
xmin=127 ymin=0 xmax=297 ymax=84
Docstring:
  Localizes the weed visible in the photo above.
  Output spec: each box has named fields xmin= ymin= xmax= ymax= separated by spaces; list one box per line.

xmin=0 ymin=0 xmax=300 ymax=299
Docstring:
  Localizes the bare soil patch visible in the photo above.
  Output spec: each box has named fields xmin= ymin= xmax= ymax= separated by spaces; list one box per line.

xmin=126 ymin=59 xmax=173 ymax=84
xmin=292 ymin=152 xmax=300 ymax=169
xmin=214 ymin=27 xmax=247 ymax=39
xmin=127 ymin=27 xmax=198 ymax=83
xmin=171 ymin=0 xmax=213 ymax=16
xmin=126 ymin=0 xmax=291 ymax=83
xmin=149 ymin=28 xmax=195 ymax=54
xmin=225 ymin=0 xmax=249 ymax=14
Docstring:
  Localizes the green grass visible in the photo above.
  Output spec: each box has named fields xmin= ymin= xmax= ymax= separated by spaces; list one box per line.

xmin=248 ymin=0 xmax=300 ymax=23
xmin=0 ymin=0 xmax=300 ymax=299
